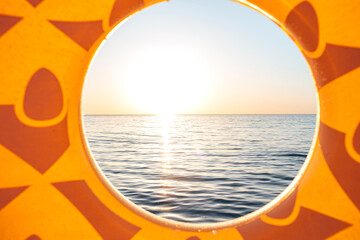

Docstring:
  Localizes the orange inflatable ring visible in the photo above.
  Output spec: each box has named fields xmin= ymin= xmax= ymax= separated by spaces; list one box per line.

xmin=1 ymin=0 xmax=360 ymax=239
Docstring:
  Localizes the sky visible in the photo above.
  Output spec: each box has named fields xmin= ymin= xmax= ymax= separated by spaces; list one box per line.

xmin=82 ymin=0 xmax=317 ymax=115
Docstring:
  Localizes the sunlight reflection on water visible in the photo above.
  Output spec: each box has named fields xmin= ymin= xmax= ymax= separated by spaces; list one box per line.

xmin=84 ymin=114 xmax=315 ymax=223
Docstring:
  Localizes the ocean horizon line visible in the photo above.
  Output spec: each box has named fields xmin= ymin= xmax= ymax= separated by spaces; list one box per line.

xmin=84 ymin=113 xmax=317 ymax=116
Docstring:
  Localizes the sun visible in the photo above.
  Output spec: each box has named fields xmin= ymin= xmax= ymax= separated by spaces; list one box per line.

xmin=123 ymin=45 xmax=210 ymax=115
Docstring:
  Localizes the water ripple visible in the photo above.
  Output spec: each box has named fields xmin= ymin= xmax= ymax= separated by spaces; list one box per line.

xmin=84 ymin=114 xmax=315 ymax=223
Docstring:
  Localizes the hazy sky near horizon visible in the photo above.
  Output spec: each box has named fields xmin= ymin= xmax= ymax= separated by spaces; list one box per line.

xmin=82 ymin=0 xmax=317 ymax=115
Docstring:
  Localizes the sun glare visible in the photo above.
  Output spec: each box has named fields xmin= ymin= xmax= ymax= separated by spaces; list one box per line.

xmin=123 ymin=46 xmax=210 ymax=115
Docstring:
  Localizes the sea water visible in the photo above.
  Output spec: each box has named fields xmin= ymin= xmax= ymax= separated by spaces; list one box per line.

xmin=83 ymin=114 xmax=315 ymax=223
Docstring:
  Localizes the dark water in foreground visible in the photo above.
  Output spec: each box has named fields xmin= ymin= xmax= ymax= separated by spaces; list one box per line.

xmin=83 ymin=114 xmax=316 ymax=223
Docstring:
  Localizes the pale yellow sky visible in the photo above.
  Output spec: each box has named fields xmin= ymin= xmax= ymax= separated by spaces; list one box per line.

xmin=82 ymin=0 xmax=316 ymax=115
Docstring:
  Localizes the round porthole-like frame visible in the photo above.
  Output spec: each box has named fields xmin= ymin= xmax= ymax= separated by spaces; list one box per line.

xmin=0 ymin=0 xmax=360 ymax=239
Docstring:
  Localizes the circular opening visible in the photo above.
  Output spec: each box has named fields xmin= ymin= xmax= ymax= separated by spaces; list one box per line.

xmin=82 ymin=0 xmax=317 ymax=223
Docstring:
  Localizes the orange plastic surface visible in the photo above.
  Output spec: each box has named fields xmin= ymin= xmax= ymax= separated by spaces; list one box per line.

xmin=0 ymin=0 xmax=360 ymax=239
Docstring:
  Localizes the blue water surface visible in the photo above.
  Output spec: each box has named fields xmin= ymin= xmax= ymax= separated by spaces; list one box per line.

xmin=83 ymin=114 xmax=315 ymax=223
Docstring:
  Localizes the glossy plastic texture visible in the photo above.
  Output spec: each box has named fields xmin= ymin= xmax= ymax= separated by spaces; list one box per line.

xmin=0 ymin=0 xmax=359 ymax=239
